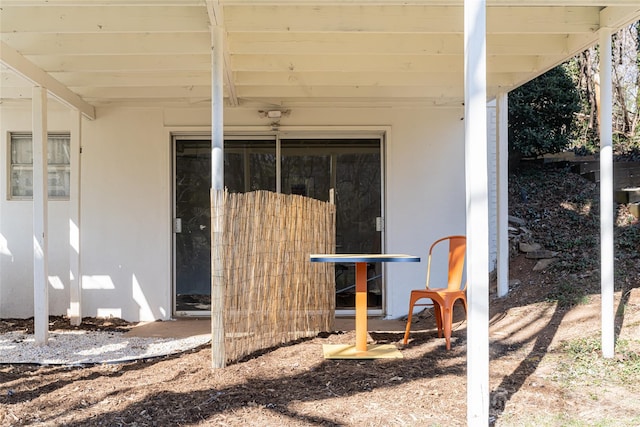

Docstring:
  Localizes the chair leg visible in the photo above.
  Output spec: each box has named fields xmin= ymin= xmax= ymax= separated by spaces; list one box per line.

xmin=442 ymin=304 xmax=453 ymax=350
xmin=403 ymin=296 xmax=417 ymax=345
xmin=433 ymin=302 xmax=443 ymax=338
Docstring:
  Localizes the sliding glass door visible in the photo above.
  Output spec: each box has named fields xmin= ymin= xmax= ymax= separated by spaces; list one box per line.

xmin=173 ymin=135 xmax=383 ymax=315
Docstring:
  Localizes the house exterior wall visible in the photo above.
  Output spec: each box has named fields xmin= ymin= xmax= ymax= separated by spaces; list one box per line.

xmin=1 ymin=102 xmax=474 ymax=321
xmin=1 ymin=106 xmax=76 ymax=318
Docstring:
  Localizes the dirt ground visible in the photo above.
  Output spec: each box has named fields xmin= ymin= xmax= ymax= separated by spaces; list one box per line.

xmin=1 ymin=165 xmax=639 ymax=426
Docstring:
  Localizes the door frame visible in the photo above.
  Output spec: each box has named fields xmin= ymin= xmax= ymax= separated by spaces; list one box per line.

xmin=170 ymin=126 xmax=389 ymax=317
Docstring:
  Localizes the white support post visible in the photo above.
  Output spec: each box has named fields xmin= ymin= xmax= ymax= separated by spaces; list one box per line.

xmin=275 ymin=134 xmax=282 ymax=194
xmin=69 ymin=109 xmax=82 ymax=326
xmin=465 ymin=0 xmax=490 ymax=424
xmin=211 ymin=24 xmax=226 ymax=369
xmin=32 ymin=86 xmax=49 ymax=345
xmin=496 ymin=92 xmax=509 ymax=298
xmin=599 ymin=28 xmax=615 ymax=359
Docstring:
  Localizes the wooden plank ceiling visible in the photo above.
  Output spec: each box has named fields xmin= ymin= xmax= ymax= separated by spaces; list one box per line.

xmin=1 ymin=0 xmax=639 ymax=111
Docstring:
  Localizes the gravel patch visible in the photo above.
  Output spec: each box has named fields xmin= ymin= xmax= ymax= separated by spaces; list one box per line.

xmin=0 ymin=330 xmax=211 ymax=365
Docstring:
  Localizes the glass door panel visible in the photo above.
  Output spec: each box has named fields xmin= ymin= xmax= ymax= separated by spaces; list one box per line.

xmin=335 ymin=150 xmax=382 ymax=309
xmin=174 ymin=138 xmax=276 ymax=314
xmin=225 ymin=140 xmax=277 ymax=193
xmin=281 ymin=140 xmax=331 ymax=200
xmin=174 ymin=139 xmax=212 ymax=313
xmin=281 ymin=139 xmax=382 ymax=310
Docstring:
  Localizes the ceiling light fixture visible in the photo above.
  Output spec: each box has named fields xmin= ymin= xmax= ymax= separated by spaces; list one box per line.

xmin=258 ymin=109 xmax=290 ymax=119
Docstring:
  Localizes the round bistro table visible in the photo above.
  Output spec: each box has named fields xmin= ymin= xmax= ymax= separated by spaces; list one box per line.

xmin=310 ymin=254 xmax=420 ymax=356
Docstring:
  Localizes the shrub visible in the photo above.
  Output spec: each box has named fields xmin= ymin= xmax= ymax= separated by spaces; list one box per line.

xmin=509 ymin=65 xmax=581 ymax=159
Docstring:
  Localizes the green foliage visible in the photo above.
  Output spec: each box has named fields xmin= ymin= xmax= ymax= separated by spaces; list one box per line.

xmin=616 ymin=223 xmax=640 ymax=251
xmin=567 ymin=23 xmax=640 ymax=156
xmin=509 ymin=65 xmax=582 ymax=158
xmin=564 ymin=336 xmax=602 ymax=357
xmin=613 ymin=133 xmax=640 ymax=159
xmin=558 ymin=337 xmax=640 ymax=386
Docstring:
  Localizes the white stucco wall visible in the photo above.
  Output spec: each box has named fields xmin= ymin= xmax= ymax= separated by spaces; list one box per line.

xmin=381 ymin=109 xmax=467 ymax=318
xmin=79 ymin=107 xmax=171 ymax=321
xmin=1 ymin=104 xmax=171 ymax=321
xmin=2 ymin=102 xmax=469 ymax=321
xmin=0 ymin=105 xmax=75 ymax=318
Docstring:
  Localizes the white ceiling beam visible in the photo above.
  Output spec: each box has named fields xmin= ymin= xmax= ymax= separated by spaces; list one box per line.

xmin=488 ymin=34 xmax=574 ymax=56
xmin=600 ymin=6 xmax=640 ymax=29
xmin=51 ymin=71 xmax=211 ymax=87
xmin=29 ymin=54 xmax=213 ymax=72
xmin=206 ymin=0 xmax=238 ymax=106
xmin=17 ymin=64 xmax=528 ymax=94
xmin=228 ymin=33 xmax=572 ymax=55
xmin=0 ymin=42 xmax=95 ymax=119
xmin=0 ymin=6 xmax=209 ymax=33
xmin=240 ymin=97 xmax=465 ymax=108
xmin=235 ymin=85 xmax=513 ymax=100
xmin=232 ymin=54 xmax=543 ymax=73
xmin=8 ymin=70 xmax=524 ymax=99
xmin=487 ymin=6 xmax=599 ymax=33
xmin=224 ymin=6 xmax=599 ymax=34
xmin=236 ymin=85 xmax=466 ymax=98
xmin=224 ymin=5 xmax=463 ymax=33
xmin=1 ymin=33 xmax=210 ymax=55
xmin=76 ymin=85 xmax=216 ymax=99
xmin=232 ymin=71 xmax=518 ymax=87
xmin=566 ymin=31 xmax=604 ymax=56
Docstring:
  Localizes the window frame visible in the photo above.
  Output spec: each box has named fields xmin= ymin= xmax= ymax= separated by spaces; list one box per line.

xmin=7 ymin=132 xmax=71 ymax=201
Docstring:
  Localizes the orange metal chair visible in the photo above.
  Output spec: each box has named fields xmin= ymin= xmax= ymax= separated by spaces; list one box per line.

xmin=403 ymin=235 xmax=467 ymax=350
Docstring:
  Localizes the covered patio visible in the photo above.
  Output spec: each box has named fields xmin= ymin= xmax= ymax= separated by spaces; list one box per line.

xmin=2 ymin=1 xmax=640 ymax=424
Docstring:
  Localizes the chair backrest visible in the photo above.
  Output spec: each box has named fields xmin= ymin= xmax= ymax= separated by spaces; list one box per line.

xmin=426 ymin=235 xmax=467 ymax=291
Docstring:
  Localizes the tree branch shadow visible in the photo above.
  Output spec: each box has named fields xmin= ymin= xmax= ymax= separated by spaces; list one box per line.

xmin=58 ymin=344 xmax=467 ymax=426
xmin=615 ymin=286 xmax=634 ymax=341
xmin=489 ymin=304 xmax=567 ymax=425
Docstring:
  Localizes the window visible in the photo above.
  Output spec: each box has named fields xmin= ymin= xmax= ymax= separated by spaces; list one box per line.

xmin=9 ymin=133 xmax=71 ymax=199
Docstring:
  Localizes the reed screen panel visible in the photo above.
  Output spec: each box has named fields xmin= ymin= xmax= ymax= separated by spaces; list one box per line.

xmin=214 ymin=190 xmax=336 ymax=363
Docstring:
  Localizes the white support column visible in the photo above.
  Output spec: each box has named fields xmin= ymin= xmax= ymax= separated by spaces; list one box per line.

xmin=496 ymin=92 xmax=509 ymax=298
xmin=69 ymin=109 xmax=82 ymax=326
xmin=275 ymin=134 xmax=282 ymax=194
xmin=211 ymin=24 xmax=226 ymax=369
xmin=32 ymin=86 xmax=49 ymax=345
xmin=599 ymin=28 xmax=615 ymax=359
xmin=465 ymin=0 xmax=490 ymax=424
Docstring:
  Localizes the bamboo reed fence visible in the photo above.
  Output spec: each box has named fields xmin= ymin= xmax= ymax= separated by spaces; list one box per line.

xmin=213 ymin=190 xmax=336 ymax=364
